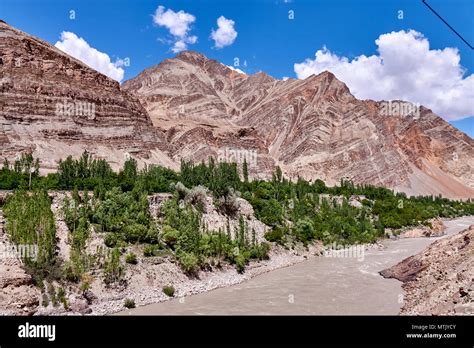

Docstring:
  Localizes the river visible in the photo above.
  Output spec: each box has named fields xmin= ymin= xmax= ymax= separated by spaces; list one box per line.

xmin=120 ymin=217 xmax=474 ymax=315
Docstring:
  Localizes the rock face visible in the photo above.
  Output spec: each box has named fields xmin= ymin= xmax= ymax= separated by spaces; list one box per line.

xmin=380 ymin=225 xmax=474 ymax=315
xmin=0 ymin=20 xmax=173 ymax=172
xmin=398 ymin=218 xmax=446 ymax=238
xmin=123 ymin=51 xmax=474 ymax=199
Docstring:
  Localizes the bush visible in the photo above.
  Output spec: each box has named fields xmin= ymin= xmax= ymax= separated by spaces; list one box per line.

xmin=125 ymin=252 xmax=137 ymax=264
xmin=143 ymin=244 xmax=158 ymax=257
xmin=162 ymin=285 xmax=175 ymax=297
xmin=123 ymin=223 xmax=148 ymax=243
xmin=293 ymin=218 xmax=315 ymax=243
xmin=162 ymin=225 xmax=179 ymax=248
xmin=62 ymin=259 xmax=82 ymax=282
xmin=217 ymin=188 xmax=240 ymax=216
xmin=57 ymin=287 xmax=68 ymax=310
xmin=103 ymin=248 xmax=123 ymax=284
xmin=177 ymin=252 xmax=199 ymax=275
xmin=124 ymin=298 xmax=135 ymax=309
xmin=172 ymin=181 xmax=189 ymax=200
xmin=252 ymin=242 xmax=271 ymax=260
xmin=264 ymin=227 xmax=285 ymax=243
xmin=104 ymin=233 xmax=119 ymax=248
xmin=234 ymin=254 xmax=247 ymax=273
xmin=185 ymin=185 xmax=208 ymax=209
xmin=255 ymin=198 xmax=283 ymax=226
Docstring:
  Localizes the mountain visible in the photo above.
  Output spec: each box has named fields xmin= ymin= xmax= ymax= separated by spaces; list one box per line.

xmin=1 ymin=21 xmax=472 ymax=198
xmin=0 ymin=20 xmax=174 ymax=172
xmin=123 ymin=51 xmax=474 ymax=198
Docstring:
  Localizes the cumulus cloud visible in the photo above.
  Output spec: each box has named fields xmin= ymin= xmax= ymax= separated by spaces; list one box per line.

xmin=211 ymin=16 xmax=238 ymax=49
xmin=294 ymin=30 xmax=474 ymax=121
xmin=153 ymin=6 xmax=197 ymax=53
xmin=55 ymin=31 xmax=125 ymax=82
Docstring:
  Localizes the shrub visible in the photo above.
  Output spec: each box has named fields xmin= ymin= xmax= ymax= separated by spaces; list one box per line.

xmin=123 ymin=223 xmax=148 ymax=243
xmin=57 ymin=287 xmax=68 ymax=310
xmin=185 ymin=185 xmax=208 ymax=209
xmin=124 ymin=298 xmax=135 ymax=309
xmin=264 ymin=227 xmax=285 ymax=243
xmin=293 ymin=218 xmax=315 ymax=243
xmin=104 ymin=233 xmax=119 ymax=248
xmin=172 ymin=181 xmax=189 ymax=200
xmin=143 ymin=244 xmax=158 ymax=257
xmin=252 ymin=242 xmax=271 ymax=260
xmin=125 ymin=252 xmax=137 ymax=264
xmin=162 ymin=225 xmax=179 ymax=248
xmin=177 ymin=252 xmax=199 ymax=275
xmin=234 ymin=254 xmax=247 ymax=273
xmin=255 ymin=198 xmax=283 ymax=226
xmin=62 ymin=259 xmax=82 ymax=282
xmin=361 ymin=199 xmax=373 ymax=207
xmin=103 ymin=248 xmax=123 ymax=284
xmin=162 ymin=285 xmax=175 ymax=297
xmin=217 ymin=188 xmax=240 ymax=216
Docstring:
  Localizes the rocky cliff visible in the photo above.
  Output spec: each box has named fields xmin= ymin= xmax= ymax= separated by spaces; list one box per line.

xmin=0 ymin=20 xmax=173 ymax=172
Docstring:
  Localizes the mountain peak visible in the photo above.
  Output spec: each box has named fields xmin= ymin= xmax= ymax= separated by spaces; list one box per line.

xmin=175 ymin=50 xmax=210 ymax=64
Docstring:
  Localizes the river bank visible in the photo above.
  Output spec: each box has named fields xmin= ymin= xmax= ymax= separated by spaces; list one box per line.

xmin=381 ymin=223 xmax=474 ymax=315
xmin=119 ymin=216 xmax=474 ymax=315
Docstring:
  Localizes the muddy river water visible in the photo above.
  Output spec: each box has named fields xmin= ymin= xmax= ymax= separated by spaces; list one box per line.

xmin=121 ymin=217 xmax=474 ymax=315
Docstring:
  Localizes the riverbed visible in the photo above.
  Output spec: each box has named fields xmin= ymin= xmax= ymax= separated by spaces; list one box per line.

xmin=120 ymin=217 xmax=474 ymax=315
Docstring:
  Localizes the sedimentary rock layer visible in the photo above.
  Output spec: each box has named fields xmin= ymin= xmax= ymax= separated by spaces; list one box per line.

xmin=0 ymin=20 xmax=172 ymax=172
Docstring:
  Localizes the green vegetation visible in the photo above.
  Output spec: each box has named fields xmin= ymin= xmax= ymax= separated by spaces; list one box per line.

xmin=125 ymin=252 xmax=137 ymax=264
xmin=3 ymin=151 xmax=473 ymax=281
xmin=3 ymin=190 xmax=59 ymax=281
xmin=103 ymin=248 xmax=123 ymax=284
xmin=162 ymin=285 xmax=175 ymax=297
xmin=124 ymin=298 xmax=135 ymax=309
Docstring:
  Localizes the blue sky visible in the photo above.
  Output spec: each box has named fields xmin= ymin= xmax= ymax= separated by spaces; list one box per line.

xmin=1 ymin=0 xmax=473 ymax=136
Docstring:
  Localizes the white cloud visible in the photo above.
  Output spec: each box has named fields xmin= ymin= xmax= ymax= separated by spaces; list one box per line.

xmin=226 ymin=65 xmax=245 ymax=74
xmin=153 ymin=6 xmax=197 ymax=53
xmin=55 ymin=31 xmax=125 ymax=82
xmin=211 ymin=16 xmax=238 ymax=49
xmin=294 ymin=30 xmax=474 ymax=121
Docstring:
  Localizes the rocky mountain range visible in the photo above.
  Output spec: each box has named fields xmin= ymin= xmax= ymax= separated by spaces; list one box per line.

xmin=1 ymin=20 xmax=473 ymax=198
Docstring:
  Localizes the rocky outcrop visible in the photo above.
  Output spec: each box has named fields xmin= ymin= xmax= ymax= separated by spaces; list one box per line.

xmin=398 ymin=218 xmax=447 ymax=238
xmin=380 ymin=225 xmax=474 ymax=315
xmin=0 ymin=20 xmax=173 ymax=172
xmin=123 ymin=51 xmax=474 ymax=199
xmin=148 ymin=192 xmax=269 ymax=242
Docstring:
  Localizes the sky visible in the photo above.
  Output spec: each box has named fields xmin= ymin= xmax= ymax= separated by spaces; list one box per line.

xmin=1 ymin=0 xmax=473 ymax=136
